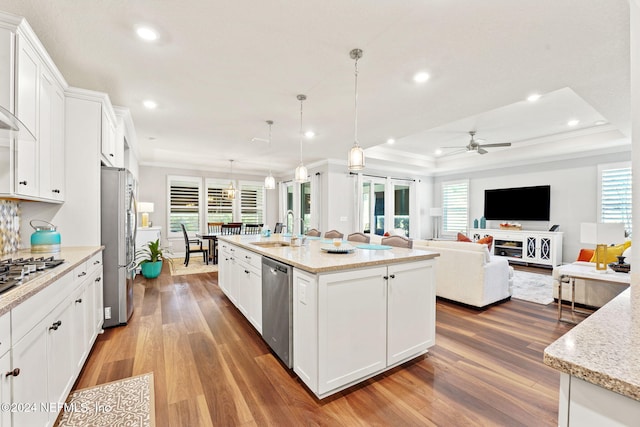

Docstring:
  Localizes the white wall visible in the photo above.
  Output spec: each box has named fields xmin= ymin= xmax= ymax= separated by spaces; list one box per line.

xmin=434 ymin=151 xmax=631 ymax=264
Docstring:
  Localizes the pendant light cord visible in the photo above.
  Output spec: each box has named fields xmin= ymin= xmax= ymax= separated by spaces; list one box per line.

xmin=299 ymin=97 xmax=304 ymax=164
xmin=268 ymin=121 xmax=273 ymax=174
xmin=354 ymin=56 xmax=359 ymax=145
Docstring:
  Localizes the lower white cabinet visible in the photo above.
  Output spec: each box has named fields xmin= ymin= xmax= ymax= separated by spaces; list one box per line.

xmin=218 ymin=243 xmax=262 ymax=334
xmin=6 ymin=251 xmax=103 ymax=427
xmin=295 ymin=259 xmax=436 ymax=398
xmin=475 ymin=229 xmax=563 ymax=267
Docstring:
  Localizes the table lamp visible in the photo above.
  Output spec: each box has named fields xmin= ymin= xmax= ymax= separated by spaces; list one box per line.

xmin=580 ymin=222 xmax=625 ymax=272
xmin=138 ymin=202 xmax=154 ymax=228
xmin=430 ymin=207 xmax=443 ymax=239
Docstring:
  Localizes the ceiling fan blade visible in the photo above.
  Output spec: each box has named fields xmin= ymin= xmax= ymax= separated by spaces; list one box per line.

xmin=480 ymin=142 xmax=511 ymax=148
xmin=439 ymin=148 xmax=467 ymax=157
xmin=439 ymin=146 xmax=466 ymax=149
xmin=477 ymin=148 xmax=488 ymax=154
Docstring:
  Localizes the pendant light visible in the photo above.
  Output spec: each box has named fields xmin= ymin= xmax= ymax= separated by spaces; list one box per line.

xmin=348 ymin=48 xmax=365 ymax=171
xmin=294 ymin=94 xmax=308 ymax=183
xmin=264 ymin=120 xmax=276 ymax=190
xmin=223 ymin=159 xmax=237 ymax=200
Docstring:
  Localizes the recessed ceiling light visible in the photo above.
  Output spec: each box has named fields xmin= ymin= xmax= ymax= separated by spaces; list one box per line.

xmin=136 ymin=26 xmax=158 ymax=41
xmin=387 ymin=138 xmax=395 ymax=144
xmin=435 ymin=149 xmax=443 ymax=155
xmin=143 ymin=100 xmax=157 ymax=109
xmin=304 ymin=130 xmax=315 ymax=138
xmin=527 ymin=93 xmax=541 ymax=102
xmin=413 ymin=71 xmax=430 ymax=83
xmin=594 ymin=120 xmax=606 ymax=126
xmin=567 ymin=119 xmax=580 ymax=127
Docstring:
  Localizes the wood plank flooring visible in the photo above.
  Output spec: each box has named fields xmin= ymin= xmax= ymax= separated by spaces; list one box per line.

xmin=71 ymin=265 xmax=573 ymax=426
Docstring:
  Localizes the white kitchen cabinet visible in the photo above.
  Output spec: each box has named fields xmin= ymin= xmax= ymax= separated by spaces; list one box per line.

xmin=70 ymin=283 xmax=89 ymax=373
xmin=101 ymin=107 xmax=117 ymax=166
xmin=46 ymin=297 xmax=74 ymax=411
xmin=38 ymin=69 xmax=65 ymax=201
xmin=218 ymin=242 xmax=231 ymax=296
xmin=0 ymin=351 xmax=10 ymax=427
xmin=92 ymin=270 xmax=104 ymax=342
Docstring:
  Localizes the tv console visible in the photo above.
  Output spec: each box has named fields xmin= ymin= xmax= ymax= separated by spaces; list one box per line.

xmin=473 ymin=228 xmax=563 ymax=267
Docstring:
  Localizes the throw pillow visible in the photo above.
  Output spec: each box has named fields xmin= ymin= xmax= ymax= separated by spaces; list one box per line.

xmin=576 ymin=248 xmax=595 ymax=262
xmin=477 ymin=235 xmax=493 ymax=251
xmin=456 ymin=232 xmax=472 ymax=242
xmin=589 ymin=241 xmax=632 ymax=264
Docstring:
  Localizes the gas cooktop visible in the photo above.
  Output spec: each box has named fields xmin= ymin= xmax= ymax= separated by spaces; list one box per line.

xmin=0 ymin=256 xmax=66 ymax=295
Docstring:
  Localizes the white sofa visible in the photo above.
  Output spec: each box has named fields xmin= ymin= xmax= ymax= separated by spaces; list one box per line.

xmin=370 ymin=235 xmax=513 ymax=308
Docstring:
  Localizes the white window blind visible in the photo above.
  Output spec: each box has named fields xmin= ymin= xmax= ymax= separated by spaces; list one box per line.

xmin=240 ymin=183 xmax=264 ymax=224
xmin=168 ymin=176 xmax=201 ymax=233
xmin=600 ymin=165 xmax=632 ymax=236
xmin=442 ymin=180 xmax=469 ymax=234
xmin=207 ymin=183 xmax=233 ymax=223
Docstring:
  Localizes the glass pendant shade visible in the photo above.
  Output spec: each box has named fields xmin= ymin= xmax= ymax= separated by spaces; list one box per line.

xmin=294 ymin=163 xmax=308 ymax=183
xmin=348 ymin=143 xmax=365 ymax=171
xmin=224 ymin=159 xmax=237 ymax=199
xmin=264 ymin=173 xmax=276 ymax=189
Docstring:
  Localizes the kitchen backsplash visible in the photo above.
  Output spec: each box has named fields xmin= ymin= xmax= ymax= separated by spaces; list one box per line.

xmin=0 ymin=200 xmax=21 ymax=255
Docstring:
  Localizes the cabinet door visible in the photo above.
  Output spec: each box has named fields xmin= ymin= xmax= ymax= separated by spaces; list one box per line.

xmin=0 ymin=351 xmax=10 ymax=427
xmin=248 ymin=268 xmax=262 ymax=334
xmin=49 ymin=81 xmax=65 ymax=200
xmin=387 ymin=261 xmax=436 ymax=365
xmin=16 ymin=34 xmax=38 ymax=136
xmin=38 ymin=70 xmax=53 ymax=198
xmin=12 ymin=321 xmax=50 ymax=427
xmin=523 ymin=236 xmax=538 ymax=262
xmin=237 ymin=264 xmax=250 ymax=316
xmin=15 ymin=137 xmax=38 ymax=197
xmin=218 ymin=247 xmax=230 ymax=296
xmin=101 ymin=109 xmax=116 ymax=165
xmin=70 ymin=282 xmax=90 ymax=374
xmin=93 ymin=271 xmax=104 ymax=338
xmin=318 ymin=267 xmax=387 ymax=395
xmin=47 ymin=299 xmax=74 ymax=408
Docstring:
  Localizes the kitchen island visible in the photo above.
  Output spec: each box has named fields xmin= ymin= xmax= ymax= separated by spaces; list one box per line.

xmin=544 ymin=288 xmax=640 ymax=426
xmin=217 ymin=234 xmax=440 ymax=398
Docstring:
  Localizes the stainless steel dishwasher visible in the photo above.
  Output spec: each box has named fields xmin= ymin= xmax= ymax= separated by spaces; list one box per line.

xmin=262 ymin=257 xmax=293 ymax=368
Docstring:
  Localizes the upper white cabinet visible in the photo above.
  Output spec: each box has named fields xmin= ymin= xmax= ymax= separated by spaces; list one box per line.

xmin=101 ymin=106 xmax=118 ymax=166
xmin=0 ymin=15 xmax=67 ymax=203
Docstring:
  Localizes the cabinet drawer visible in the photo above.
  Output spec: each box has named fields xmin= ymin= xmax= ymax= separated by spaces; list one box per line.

xmin=235 ymin=247 xmax=261 ymax=270
xmin=12 ymin=270 xmax=73 ymax=342
xmin=87 ymin=252 xmax=103 ymax=273
xmin=0 ymin=312 xmax=9 ymax=356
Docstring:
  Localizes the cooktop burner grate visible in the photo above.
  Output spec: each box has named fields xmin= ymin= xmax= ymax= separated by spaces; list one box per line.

xmin=0 ymin=256 xmax=66 ymax=295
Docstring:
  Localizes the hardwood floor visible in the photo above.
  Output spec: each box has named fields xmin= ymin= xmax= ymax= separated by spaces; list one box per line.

xmin=72 ymin=266 xmax=573 ymax=426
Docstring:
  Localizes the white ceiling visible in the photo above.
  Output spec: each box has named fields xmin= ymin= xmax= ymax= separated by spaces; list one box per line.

xmin=0 ymin=0 xmax=631 ymax=176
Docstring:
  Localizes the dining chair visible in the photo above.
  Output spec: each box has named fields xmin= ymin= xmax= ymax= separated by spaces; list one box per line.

xmin=244 ymin=223 xmax=262 ymax=234
xmin=306 ymin=228 xmax=321 ymax=237
xmin=347 ymin=232 xmax=370 ymax=244
xmin=381 ymin=235 xmax=413 ymax=249
xmin=324 ymin=230 xmax=344 ymax=239
xmin=180 ymin=223 xmax=209 ymax=266
xmin=274 ymin=222 xmax=284 ymax=233
xmin=207 ymin=222 xmax=223 ymax=233
xmin=221 ymin=223 xmax=242 ymax=235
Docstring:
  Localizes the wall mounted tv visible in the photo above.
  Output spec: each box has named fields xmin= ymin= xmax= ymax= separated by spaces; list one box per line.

xmin=484 ymin=185 xmax=551 ymax=221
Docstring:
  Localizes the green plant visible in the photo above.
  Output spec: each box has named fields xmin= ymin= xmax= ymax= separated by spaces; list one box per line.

xmin=135 ymin=239 xmax=173 ymax=268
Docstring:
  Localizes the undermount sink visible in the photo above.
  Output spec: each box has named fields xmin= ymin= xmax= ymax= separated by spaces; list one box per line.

xmin=250 ymin=241 xmax=291 ymax=248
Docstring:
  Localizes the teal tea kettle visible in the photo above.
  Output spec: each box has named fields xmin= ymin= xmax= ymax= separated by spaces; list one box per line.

xmin=30 ymin=220 xmax=61 ymax=253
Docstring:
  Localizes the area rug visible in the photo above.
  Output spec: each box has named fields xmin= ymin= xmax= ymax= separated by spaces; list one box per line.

xmin=57 ymin=372 xmax=155 ymax=426
xmin=511 ymin=270 xmax=554 ymax=305
xmin=169 ymin=257 xmax=218 ymax=276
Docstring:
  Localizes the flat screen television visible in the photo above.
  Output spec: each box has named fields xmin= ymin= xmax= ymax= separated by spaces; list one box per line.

xmin=484 ymin=185 xmax=550 ymax=221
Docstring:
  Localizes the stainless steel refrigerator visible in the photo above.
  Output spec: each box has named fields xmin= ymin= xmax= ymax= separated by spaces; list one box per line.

xmin=101 ymin=166 xmax=137 ymax=327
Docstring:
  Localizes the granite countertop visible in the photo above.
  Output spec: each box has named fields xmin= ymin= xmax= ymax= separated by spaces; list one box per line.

xmin=544 ymin=288 xmax=640 ymax=401
xmin=0 ymin=246 xmax=104 ymax=316
xmin=218 ymin=234 xmax=440 ymax=273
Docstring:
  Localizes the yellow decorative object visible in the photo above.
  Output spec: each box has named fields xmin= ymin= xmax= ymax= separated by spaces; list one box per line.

xmin=589 ymin=241 xmax=631 ymax=265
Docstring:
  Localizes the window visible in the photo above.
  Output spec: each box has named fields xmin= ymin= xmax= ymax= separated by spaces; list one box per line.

xmin=599 ymin=163 xmax=632 ymax=236
xmin=206 ymin=179 xmax=233 ymax=224
xmin=240 ymin=182 xmax=265 ymax=224
xmin=300 ymin=181 xmax=311 ymax=232
xmin=359 ymin=176 xmax=412 ymax=236
xmin=168 ymin=176 xmax=202 ymax=235
xmin=442 ymin=180 xmax=469 ymax=234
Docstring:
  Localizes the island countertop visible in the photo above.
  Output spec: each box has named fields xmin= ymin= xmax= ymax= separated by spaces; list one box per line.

xmin=544 ymin=288 xmax=640 ymax=401
xmin=0 ymin=246 xmax=104 ymax=316
xmin=217 ymin=234 xmax=440 ymax=273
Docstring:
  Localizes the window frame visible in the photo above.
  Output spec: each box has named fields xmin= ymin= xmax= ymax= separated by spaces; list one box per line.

xmin=239 ymin=180 xmax=266 ymax=225
xmin=598 ymin=162 xmax=632 ymax=237
xmin=167 ymin=175 xmax=203 ymax=238
xmin=441 ymin=179 xmax=469 ymax=237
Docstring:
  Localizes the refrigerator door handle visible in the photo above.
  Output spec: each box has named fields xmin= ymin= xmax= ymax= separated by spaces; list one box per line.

xmin=121 ymin=259 xmax=136 ymax=270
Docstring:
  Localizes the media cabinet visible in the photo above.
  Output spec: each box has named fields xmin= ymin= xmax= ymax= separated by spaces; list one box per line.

xmin=472 ymin=228 xmax=563 ymax=267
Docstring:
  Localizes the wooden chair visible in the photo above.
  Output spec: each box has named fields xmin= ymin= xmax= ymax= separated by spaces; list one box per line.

xmin=324 ymin=230 xmax=344 ymax=239
xmin=274 ymin=222 xmax=284 ymax=233
xmin=180 ymin=223 xmax=209 ymax=266
xmin=347 ymin=232 xmax=370 ymax=244
xmin=306 ymin=228 xmax=321 ymax=237
xmin=221 ymin=223 xmax=242 ymax=235
xmin=381 ymin=235 xmax=413 ymax=249
xmin=207 ymin=222 xmax=223 ymax=233
xmin=244 ymin=223 xmax=262 ymax=234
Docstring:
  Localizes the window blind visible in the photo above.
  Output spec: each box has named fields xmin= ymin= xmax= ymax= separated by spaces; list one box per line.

xmin=601 ymin=166 xmax=632 ymax=236
xmin=207 ymin=184 xmax=233 ymax=223
xmin=442 ymin=180 xmax=469 ymax=233
xmin=169 ymin=179 xmax=201 ymax=233
xmin=240 ymin=184 xmax=264 ymax=224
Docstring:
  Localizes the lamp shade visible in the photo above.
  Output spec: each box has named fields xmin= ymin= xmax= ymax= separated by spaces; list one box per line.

xmin=138 ymin=202 xmax=154 ymax=213
xmin=429 ymin=207 xmax=443 ymax=217
xmin=580 ymin=222 xmax=625 ymax=244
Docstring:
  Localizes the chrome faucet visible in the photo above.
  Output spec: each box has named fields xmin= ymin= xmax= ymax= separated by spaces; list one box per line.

xmin=286 ymin=210 xmax=294 ymax=234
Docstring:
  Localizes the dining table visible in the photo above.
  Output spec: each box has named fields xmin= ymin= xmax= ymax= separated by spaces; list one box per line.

xmin=196 ymin=233 xmax=220 ymax=264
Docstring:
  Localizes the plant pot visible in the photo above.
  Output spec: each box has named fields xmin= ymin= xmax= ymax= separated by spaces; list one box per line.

xmin=141 ymin=260 xmax=162 ymax=279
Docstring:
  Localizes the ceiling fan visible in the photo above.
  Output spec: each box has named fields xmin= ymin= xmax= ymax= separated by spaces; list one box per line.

xmin=440 ymin=131 xmax=512 ymax=155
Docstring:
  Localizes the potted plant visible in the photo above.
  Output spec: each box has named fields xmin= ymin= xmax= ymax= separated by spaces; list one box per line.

xmin=135 ymin=238 xmax=172 ymax=279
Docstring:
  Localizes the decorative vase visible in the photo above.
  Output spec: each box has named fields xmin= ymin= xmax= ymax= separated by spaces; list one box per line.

xmin=473 ymin=218 xmax=479 ymax=229
xmin=480 ymin=217 xmax=486 ymax=229
xmin=141 ymin=260 xmax=163 ymax=279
